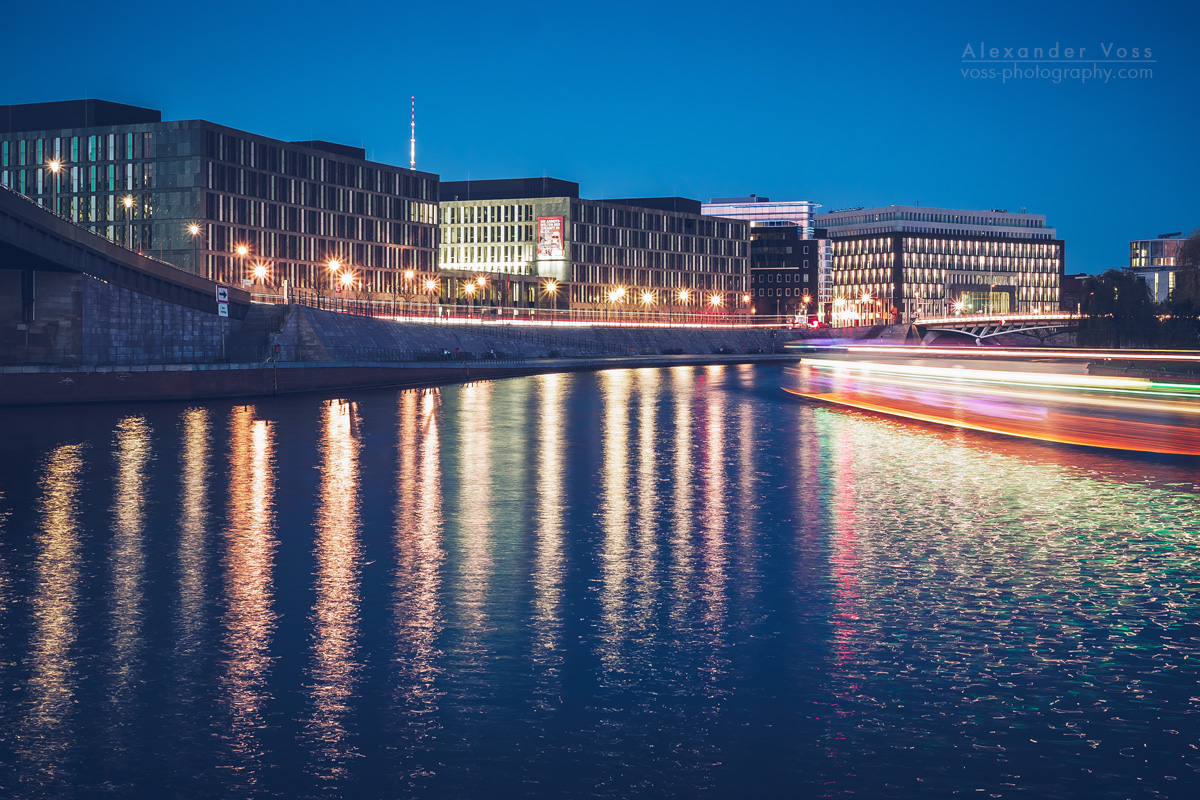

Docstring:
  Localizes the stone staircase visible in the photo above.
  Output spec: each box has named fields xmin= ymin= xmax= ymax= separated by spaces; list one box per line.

xmin=225 ymin=305 xmax=288 ymax=362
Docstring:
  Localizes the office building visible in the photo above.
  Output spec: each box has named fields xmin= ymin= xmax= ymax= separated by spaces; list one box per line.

xmin=1127 ymin=233 xmax=1186 ymax=302
xmin=0 ymin=99 xmax=439 ymax=296
xmin=438 ymin=178 xmax=749 ymax=313
xmin=702 ymin=195 xmax=830 ymax=319
xmin=814 ymin=205 xmax=1064 ymax=323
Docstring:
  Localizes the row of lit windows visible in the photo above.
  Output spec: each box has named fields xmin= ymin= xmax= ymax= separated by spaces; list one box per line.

xmin=904 ymin=237 xmax=1060 ymax=257
xmin=573 ymin=203 xmax=747 ymax=240
xmin=441 ymin=204 xmax=536 ymax=224
xmin=904 ymin=253 xmax=1059 ymax=272
xmin=569 ymin=264 xmax=744 ymax=293
xmin=444 ymin=225 xmax=533 ymax=244
xmin=204 ymin=130 xmax=436 ymax=201
xmin=206 ymin=194 xmax=430 ymax=247
xmin=573 ymin=224 xmax=746 ymax=257
xmin=821 ymin=210 xmax=1044 ymax=228
xmin=752 ymin=273 xmax=810 ymax=284
xmin=0 ymin=132 xmax=154 ymax=168
xmin=574 ymin=245 xmax=742 ymax=274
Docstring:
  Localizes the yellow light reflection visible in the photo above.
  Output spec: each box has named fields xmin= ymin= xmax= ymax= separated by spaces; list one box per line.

xmin=669 ymin=366 xmax=696 ymax=628
xmin=109 ymin=416 xmax=151 ymax=716
xmin=700 ymin=366 xmax=728 ymax=630
xmin=392 ymin=389 xmax=444 ymax=738
xmin=533 ymin=373 xmax=566 ymax=689
xmin=177 ymin=408 xmax=210 ymax=661
xmin=458 ymin=382 xmax=494 ymax=629
xmin=305 ymin=399 xmax=363 ymax=781
xmin=220 ymin=406 xmax=277 ymax=783
xmin=21 ymin=443 xmax=86 ymax=774
xmin=599 ymin=369 xmax=633 ymax=669
xmin=633 ymin=369 xmax=661 ymax=624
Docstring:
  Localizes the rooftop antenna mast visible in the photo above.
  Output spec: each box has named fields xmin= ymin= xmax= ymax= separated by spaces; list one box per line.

xmin=409 ymin=96 xmax=416 ymax=171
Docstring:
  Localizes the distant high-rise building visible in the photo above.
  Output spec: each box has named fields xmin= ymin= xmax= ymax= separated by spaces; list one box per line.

xmin=701 ymin=196 xmax=831 ymax=320
xmin=814 ymin=205 xmax=1064 ymax=323
xmin=1127 ymin=232 xmax=1187 ymax=302
xmin=0 ymin=99 xmax=440 ymax=296
xmin=439 ymin=178 xmax=749 ymax=313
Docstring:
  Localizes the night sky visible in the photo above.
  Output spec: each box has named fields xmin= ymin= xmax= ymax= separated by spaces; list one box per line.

xmin=4 ymin=0 xmax=1197 ymax=273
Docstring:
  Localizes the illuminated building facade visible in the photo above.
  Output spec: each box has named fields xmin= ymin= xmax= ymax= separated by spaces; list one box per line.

xmin=702 ymin=195 xmax=831 ymax=319
xmin=0 ymin=99 xmax=439 ymax=296
xmin=1127 ymin=233 xmax=1186 ymax=302
xmin=815 ymin=205 xmax=1064 ymax=323
xmin=439 ymin=178 xmax=749 ymax=312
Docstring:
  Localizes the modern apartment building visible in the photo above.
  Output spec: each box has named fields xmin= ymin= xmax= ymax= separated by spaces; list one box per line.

xmin=438 ymin=178 xmax=749 ymax=312
xmin=0 ymin=99 xmax=439 ymax=296
xmin=814 ymin=205 xmax=1065 ymax=323
xmin=1127 ymin=233 xmax=1187 ymax=302
xmin=702 ymin=195 xmax=831 ymax=319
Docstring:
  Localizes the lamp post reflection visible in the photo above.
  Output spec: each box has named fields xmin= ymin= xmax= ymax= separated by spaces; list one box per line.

xmin=599 ymin=369 xmax=633 ymax=670
xmin=219 ymin=406 xmax=277 ymax=789
xmin=105 ymin=416 xmax=152 ymax=784
xmin=21 ymin=443 xmax=86 ymax=781
xmin=390 ymin=389 xmax=444 ymax=778
xmin=304 ymin=399 xmax=364 ymax=783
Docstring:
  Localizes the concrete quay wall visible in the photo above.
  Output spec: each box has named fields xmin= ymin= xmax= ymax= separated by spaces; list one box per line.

xmin=0 ymin=353 xmax=804 ymax=407
xmin=274 ymin=305 xmax=871 ymax=361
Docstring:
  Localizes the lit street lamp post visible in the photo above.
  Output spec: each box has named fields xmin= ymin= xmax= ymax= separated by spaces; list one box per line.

xmin=544 ymin=279 xmax=558 ymax=322
xmin=123 ymin=195 xmax=135 ymax=248
xmin=187 ymin=223 xmax=203 ymax=277
xmin=46 ymin=159 xmax=63 ymax=215
xmin=327 ymin=258 xmax=342 ymax=310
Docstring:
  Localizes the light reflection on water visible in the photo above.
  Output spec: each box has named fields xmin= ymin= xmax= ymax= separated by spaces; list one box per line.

xmin=0 ymin=364 xmax=1196 ymax=799
xmin=390 ymin=388 xmax=445 ymax=790
xmin=219 ymin=406 xmax=277 ymax=791
xmin=305 ymin=399 xmax=363 ymax=785
xmin=20 ymin=443 xmax=86 ymax=790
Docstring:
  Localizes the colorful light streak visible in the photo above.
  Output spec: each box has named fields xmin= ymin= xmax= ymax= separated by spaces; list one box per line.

xmin=786 ymin=357 xmax=1200 ymax=455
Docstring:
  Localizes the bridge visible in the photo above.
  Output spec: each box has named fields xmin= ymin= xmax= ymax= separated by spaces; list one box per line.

xmin=912 ymin=312 xmax=1078 ymax=344
xmin=0 ymin=184 xmax=251 ymax=364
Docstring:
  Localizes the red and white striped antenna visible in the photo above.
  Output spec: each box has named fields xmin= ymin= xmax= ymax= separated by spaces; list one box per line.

xmin=409 ymin=96 xmax=416 ymax=171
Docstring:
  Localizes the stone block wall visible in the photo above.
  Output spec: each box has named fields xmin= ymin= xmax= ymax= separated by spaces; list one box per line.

xmin=80 ymin=276 xmax=240 ymax=365
xmin=0 ymin=270 xmax=84 ymax=365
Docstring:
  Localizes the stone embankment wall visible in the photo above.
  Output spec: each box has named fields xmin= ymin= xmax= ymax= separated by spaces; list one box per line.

xmin=271 ymin=305 xmax=850 ymax=361
xmin=0 ymin=269 xmax=244 ymax=366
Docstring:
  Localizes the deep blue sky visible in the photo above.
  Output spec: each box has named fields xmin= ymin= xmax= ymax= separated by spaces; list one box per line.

xmin=4 ymin=0 xmax=1197 ymax=272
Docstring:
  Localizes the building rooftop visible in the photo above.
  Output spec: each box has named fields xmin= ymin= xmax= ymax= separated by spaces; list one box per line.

xmin=604 ymin=197 xmax=702 ymax=214
xmin=289 ymin=140 xmax=366 ymax=161
xmin=440 ymin=178 xmax=580 ymax=201
xmin=1 ymin=99 xmax=161 ymax=133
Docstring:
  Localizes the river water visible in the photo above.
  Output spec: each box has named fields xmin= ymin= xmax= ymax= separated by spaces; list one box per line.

xmin=0 ymin=364 xmax=1197 ymax=798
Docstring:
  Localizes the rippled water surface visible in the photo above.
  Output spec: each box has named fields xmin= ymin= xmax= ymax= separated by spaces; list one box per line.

xmin=0 ymin=364 xmax=1198 ymax=798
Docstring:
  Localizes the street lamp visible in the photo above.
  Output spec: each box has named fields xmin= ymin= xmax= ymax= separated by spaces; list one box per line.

xmin=46 ymin=158 xmax=63 ymax=214
xmin=543 ymin=279 xmax=558 ymax=318
xmin=187 ymin=223 xmax=204 ymax=277
xmin=123 ymin=195 xmax=135 ymax=248
xmin=425 ymin=278 xmax=437 ymax=314
xmin=464 ymin=280 xmax=476 ymax=317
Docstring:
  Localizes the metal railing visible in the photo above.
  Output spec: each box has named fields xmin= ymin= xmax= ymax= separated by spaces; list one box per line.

xmin=256 ymin=289 xmax=811 ymax=329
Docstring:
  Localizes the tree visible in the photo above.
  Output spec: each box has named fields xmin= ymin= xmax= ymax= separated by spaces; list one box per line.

xmin=1078 ymin=269 xmax=1158 ymax=348
xmin=1170 ymin=229 xmax=1200 ymax=306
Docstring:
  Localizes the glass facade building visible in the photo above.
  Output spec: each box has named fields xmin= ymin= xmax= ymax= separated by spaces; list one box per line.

xmin=439 ymin=179 xmax=749 ymax=313
xmin=815 ymin=205 xmax=1064 ymax=323
xmin=1127 ymin=235 xmax=1185 ymax=303
xmin=702 ymin=196 xmax=830 ymax=319
xmin=0 ymin=100 xmax=439 ymax=297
